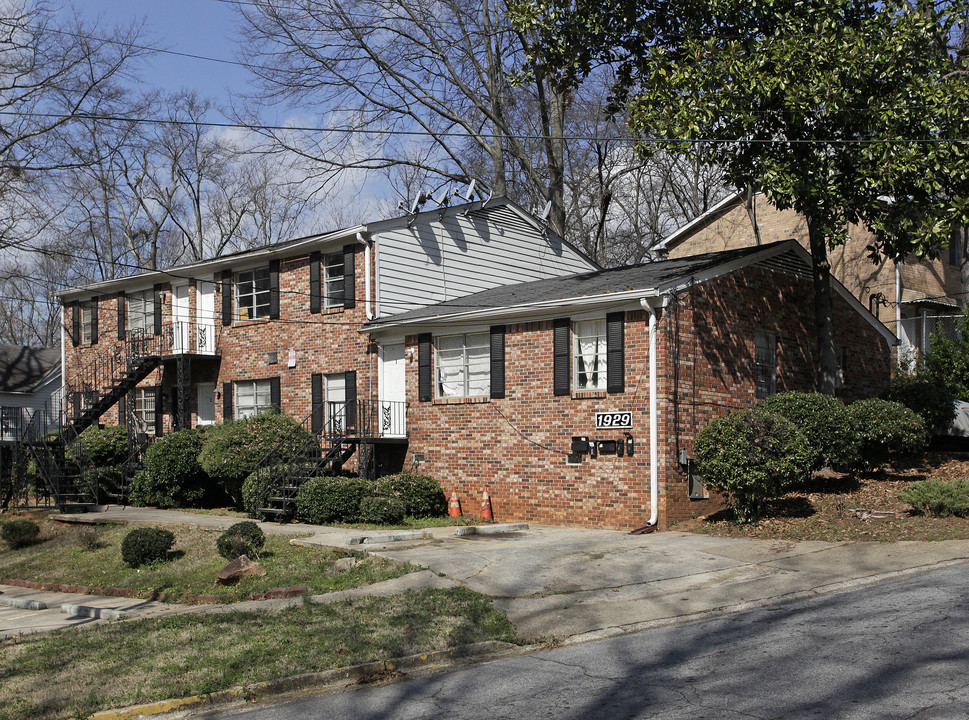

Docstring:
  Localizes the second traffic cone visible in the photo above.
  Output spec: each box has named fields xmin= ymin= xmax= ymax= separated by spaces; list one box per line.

xmin=480 ymin=489 xmax=494 ymax=520
xmin=448 ymin=489 xmax=462 ymax=518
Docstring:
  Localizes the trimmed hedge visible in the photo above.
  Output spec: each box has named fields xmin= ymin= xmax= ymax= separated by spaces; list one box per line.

xmin=358 ymin=496 xmax=407 ymax=525
xmin=1 ymin=519 xmax=40 ymax=549
xmin=295 ymin=476 xmax=374 ymax=524
xmin=847 ymin=399 xmax=928 ymax=468
xmin=898 ymin=478 xmax=969 ymax=517
xmin=129 ymin=428 xmax=210 ymax=508
xmin=758 ymin=391 xmax=859 ymax=471
xmin=216 ymin=521 xmax=266 ymax=560
xmin=67 ymin=425 xmax=129 ymax=468
xmin=375 ymin=471 xmax=448 ymax=518
xmin=694 ymin=406 xmax=812 ymax=524
xmin=882 ymin=374 xmax=956 ymax=435
xmin=120 ymin=527 xmax=175 ymax=568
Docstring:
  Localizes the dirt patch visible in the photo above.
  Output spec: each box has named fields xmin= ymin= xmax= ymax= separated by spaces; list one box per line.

xmin=681 ymin=452 xmax=969 ymax=542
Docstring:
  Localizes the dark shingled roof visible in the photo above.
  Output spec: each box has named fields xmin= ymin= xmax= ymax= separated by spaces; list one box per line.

xmin=0 ymin=345 xmax=60 ymax=394
xmin=368 ymin=241 xmax=796 ymax=328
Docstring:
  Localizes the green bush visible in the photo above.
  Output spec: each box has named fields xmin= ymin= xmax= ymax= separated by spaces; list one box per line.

xmin=199 ymin=413 xmax=316 ymax=506
xmin=241 ymin=464 xmax=287 ymax=516
xmin=898 ymin=478 xmax=969 ymax=517
xmin=1 ymin=519 xmax=40 ymax=549
xmin=120 ymin=527 xmax=175 ymax=567
xmin=846 ymin=399 xmax=928 ymax=468
xmin=67 ymin=425 xmax=130 ymax=468
xmin=216 ymin=520 xmax=266 ymax=560
xmin=295 ymin=476 xmax=374 ymax=524
xmin=882 ymin=373 xmax=956 ymax=435
xmin=375 ymin=471 xmax=448 ymax=518
xmin=129 ymin=428 xmax=210 ymax=508
xmin=923 ymin=306 xmax=969 ymax=399
xmin=758 ymin=391 xmax=859 ymax=471
xmin=358 ymin=496 xmax=407 ymax=525
xmin=694 ymin=406 xmax=813 ymax=524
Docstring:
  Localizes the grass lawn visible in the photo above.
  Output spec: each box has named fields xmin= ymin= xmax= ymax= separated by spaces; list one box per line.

xmin=0 ymin=587 xmax=517 ymax=720
xmin=0 ymin=513 xmax=413 ymax=602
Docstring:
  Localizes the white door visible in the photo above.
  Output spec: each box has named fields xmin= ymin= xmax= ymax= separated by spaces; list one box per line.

xmin=197 ymin=383 xmax=215 ymax=426
xmin=172 ymin=283 xmax=189 ymax=353
xmin=196 ymin=279 xmax=216 ymax=355
xmin=378 ymin=343 xmax=407 ymax=437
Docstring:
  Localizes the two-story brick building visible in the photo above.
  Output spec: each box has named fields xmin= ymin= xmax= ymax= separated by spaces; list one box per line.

xmin=57 ymin=200 xmax=894 ymax=530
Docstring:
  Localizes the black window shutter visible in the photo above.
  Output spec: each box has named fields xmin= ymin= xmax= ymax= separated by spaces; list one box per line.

xmin=311 ymin=373 xmax=323 ymax=434
xmin=154 ymin=386 xmax=164 ymax=436
xmin=153 ymin=284 xmax=163 ymax=336
xmin=345 ymin=370 xmax=357 ymax=430
xmin=71 ymin=302 xmax=79 ymax=347
xmin=118 ymin=394 xmax=126 ymax=426
xmin=606 ymin=311 xmax=625 ymax=393
xmin=221 ymin=270 xmax=232 ymax=326
xmin=223 ymin=381 xmax=233 ymax=420
xmin=269 ymin=259 xmax=280 ymax=320
xmin=270 ymin=376 xmax=281 ymax=412
xmin=490 ymin=325 xmax=505 ymax=399
xmin=90 ymin=299 xmax=99 ymax=344
xmin=418 ymin=333 xmax=432 ymax=402
xmin=117 ymin=291 xmax=126 ymax=340
xmin=309 ymin=251 xmax=321 ymax=314
xmin=553 ymin=318 xmax=570 ymax=396
xmin=343 ymin=244 xmax=356 ymax=309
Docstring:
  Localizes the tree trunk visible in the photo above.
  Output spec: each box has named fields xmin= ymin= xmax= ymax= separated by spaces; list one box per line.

xmin=808 ymin=216 xmax=838 ymax=396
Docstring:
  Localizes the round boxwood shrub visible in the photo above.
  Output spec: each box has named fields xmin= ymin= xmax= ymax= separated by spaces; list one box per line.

xmin=120 ymin=527 xmax=175 ymax=568
xmin=846 ymin=398 xmax=928 ymax=468
xmin=295 ymin=476 xmax=374 ymax=524
xmin=358 ymin=496 xmax=407 ymax=526
xmin=199 ymin=413 xmax=317 ymax=506
xmin=758 ymin=391 xmax=859 ymax=471
xmin=375 ymin=471 xmax=448 ymax=518
xmin=241 ymin=464 xmax=288 ymax=517
xmin=882 ymin=374 xmax=956 ymax=435
xmin=216 ymin=520 xmax=266 ymax=560
xmin=129 ymin=428 xmax=210 ymax=508
xmin=694 ymin=406 xmax=812 ymax=524
xmin=1 ymin=519 xmax=40 ymax=549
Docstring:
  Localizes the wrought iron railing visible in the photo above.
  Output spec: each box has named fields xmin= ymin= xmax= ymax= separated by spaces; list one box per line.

xmin=164 ymin=320 xmax=222 ymax=356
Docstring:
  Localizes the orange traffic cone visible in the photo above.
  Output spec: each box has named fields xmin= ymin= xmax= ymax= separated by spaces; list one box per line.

xmin=480 ymin=489 xmax=494 ymax=520
xmin=449 ymin=489 xmax=462 ymax=518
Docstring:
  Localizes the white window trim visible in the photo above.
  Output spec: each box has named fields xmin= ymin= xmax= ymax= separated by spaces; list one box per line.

xmin=434 ymin=332 xmax=490 ymax=399
xmin=132 ymin=387 xmax=157 ymax=435
xmin=323 ymin=252 xmax=345 ymax=310
xmin=128 ymin=289 xmax=154 ymax=335
xmin=235 ymin=267 xmax=271 ymax=321
xmin=80 ymin=301 xmax=95 ymax=344
xmin=573 ymin=319 xmax=607 ymax=392
xmin=235 ymin=379 xmax=274 ymax=419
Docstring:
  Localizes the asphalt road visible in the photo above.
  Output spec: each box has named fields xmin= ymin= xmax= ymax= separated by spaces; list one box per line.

xmin=197 ymin=563 xmax=969 ymax=720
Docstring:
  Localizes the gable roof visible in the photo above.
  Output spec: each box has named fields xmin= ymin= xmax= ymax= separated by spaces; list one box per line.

xmin=365 ymin=240 xmax=897 ymax=346
xmin=0 ymin=345 xmax=60 ymax=395
xmin=656 ymin=192 xmax=745 ymax=253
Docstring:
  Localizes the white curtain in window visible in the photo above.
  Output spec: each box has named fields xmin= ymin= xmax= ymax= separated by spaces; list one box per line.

xmin=576 ymin=320 xmax=606 ymax=390
xmin=466 ymin=334 xmax=490 ymax=396
xmin=436 ymin=334 xmax=465 ymax=397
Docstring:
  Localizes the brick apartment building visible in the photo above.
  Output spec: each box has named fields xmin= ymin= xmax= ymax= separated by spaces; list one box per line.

xmin=659 ymin=191 xmax=963 ymax=367
xmin=59 ymin=201 xmax=893 ymax=530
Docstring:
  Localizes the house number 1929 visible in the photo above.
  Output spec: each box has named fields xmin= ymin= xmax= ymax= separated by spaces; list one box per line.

xmin=595 ymin=412 xmax=633 ymax=429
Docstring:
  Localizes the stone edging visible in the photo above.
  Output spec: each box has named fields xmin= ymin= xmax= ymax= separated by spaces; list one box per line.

xmin=0 ymin=578 xmax=306 ymax=604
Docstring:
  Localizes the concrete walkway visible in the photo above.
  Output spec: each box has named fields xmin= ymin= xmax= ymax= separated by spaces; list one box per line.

xmin=4 ymin=506 xmax=969 ymax=642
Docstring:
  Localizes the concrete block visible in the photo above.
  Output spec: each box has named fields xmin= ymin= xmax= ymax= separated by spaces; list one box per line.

xmin=454 ymin=523 xmax=529 ymax=536
xmin=60 ymin=604 xmax=127 ymax=620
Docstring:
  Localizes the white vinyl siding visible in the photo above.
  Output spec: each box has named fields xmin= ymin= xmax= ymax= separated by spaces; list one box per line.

xmin=375 ymin=204 xmax=597 ymax=317
xmin=435 ymin=333 xmax=489 ymax=398
xmin=236 ymin=268 xmax=271 ymax=320
xmin=128 ymin=289 xmax=154 ymax=334
xmin=235 ymin=379 xmax=273 ymax=418
xmin=573 ymin=319 xmax=606 ymax=391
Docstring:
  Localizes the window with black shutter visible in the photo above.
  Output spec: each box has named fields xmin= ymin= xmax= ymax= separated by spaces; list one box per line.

xmin=490 ymin=325 xmax=505 ymax=399
xmin=553 ymin=318 xmax=570 ymax=396
xmin=606 ymin=312 xmax=625 ymax=393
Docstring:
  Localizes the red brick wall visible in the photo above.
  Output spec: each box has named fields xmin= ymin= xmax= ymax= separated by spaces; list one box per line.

xmin=404 ymin=265 xmax=891 ymax=530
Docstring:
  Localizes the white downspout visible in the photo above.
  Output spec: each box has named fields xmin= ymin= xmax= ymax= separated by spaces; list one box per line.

xmin=357 ymin=231 xmax=373 ymax=320
xmin=640 ymin=295 xmax=669 ymax=528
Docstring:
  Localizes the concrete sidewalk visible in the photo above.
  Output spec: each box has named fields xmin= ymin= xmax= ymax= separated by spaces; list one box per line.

xmin=9 ymin=506 xmax=969 ymax=642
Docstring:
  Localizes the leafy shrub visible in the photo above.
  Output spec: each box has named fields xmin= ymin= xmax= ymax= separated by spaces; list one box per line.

xmin=216 ymin=520 xmax=266 ymax=560
xmin=1 ymin=519 xmax=40 ymax=549
xmin=129 ymin=428 xmax=210 ymax=508
xmin=67 ymin=425 xmax=129 ymax=468
xmin=846 ymin=399 xmax=928 ymax=468
xmin=694 ymin=406 xmax=812 ymax=524
xmin=120 ymin=527 xmax=175 ymax=567
xmin=882 ymin=373 xmax=956 ymax=435
xmin=375 ymin=471 xmax=448 ymax=518
xmin=758 ymin=391 xmax=859 ymax=471
xmin=358 ymin=496 xmax=407 ymax=525
xmin=295 ymin=476 xmax=374 ymax=524
xmin=199 ymin=413 xmax=316 ymax=506
xmin=923 ymin=306 xmax=969 ymax=399
xmin=899 ymin=478 xmax=969 ymax=517
xmin=241 ymin=464 xmax=287 ymax=516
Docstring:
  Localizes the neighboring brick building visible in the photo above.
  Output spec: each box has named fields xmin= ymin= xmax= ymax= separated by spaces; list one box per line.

xmin=366 ymin=240 xmax=894 ymax=530
xmin=660 ymin=192 xmax=962 ymax=366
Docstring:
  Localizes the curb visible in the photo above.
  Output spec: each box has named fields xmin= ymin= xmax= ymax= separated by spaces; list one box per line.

xmin=454 ymin=523 xmax=529 ymax=536
xmin=347 ymin=530 xmax=433 ymax=545
xmin=88 ymin=640 xmax=520 ymax=720
xmin=61 ymin=603 xmax=127 ymax=620
xmin=0 ymin=578 xmax=307 ymax=605
xmin=0 ymin=595 xmax=47 ymax=611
